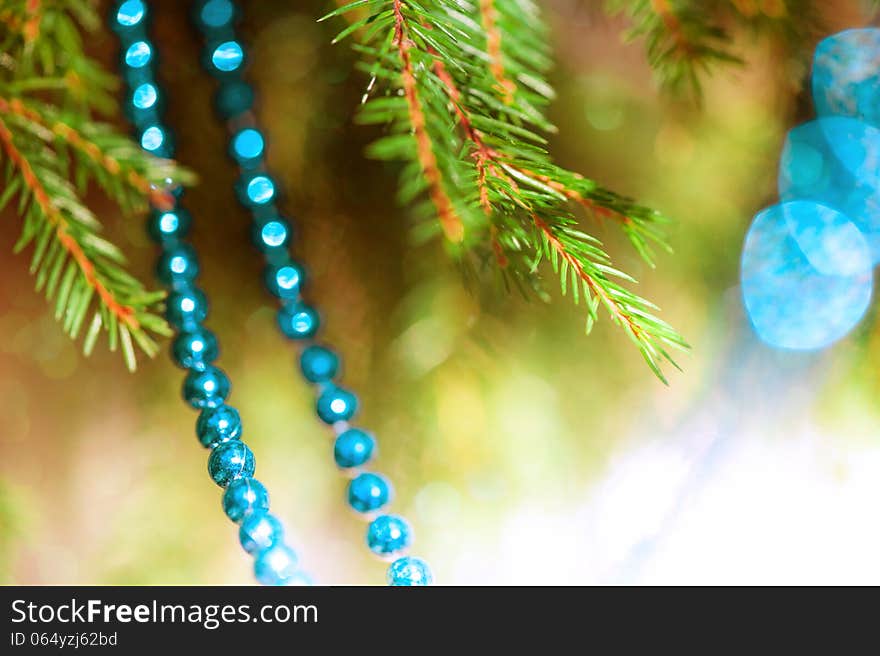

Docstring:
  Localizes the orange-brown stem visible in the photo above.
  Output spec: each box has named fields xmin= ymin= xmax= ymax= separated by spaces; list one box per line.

xmin=0 ymin=97 xmax=174 ymax=210
xmin=0 ymin=116 xmax=140 ymax=329
xmin=23 ymin=0 xmax=41 ymax=43
xmin=533 ymin=214 xmax=644 ymax=340
xmin=479 ymin=0 xmax=516 ymax=105
xmin=393 ymin=0 xmax=464 ymax=243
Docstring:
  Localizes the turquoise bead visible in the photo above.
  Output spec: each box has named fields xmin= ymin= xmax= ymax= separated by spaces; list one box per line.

xmin=132 ymin=82 xmax=158 ymax=109
xmin=316 ymin=386 xmax=358 ymax=424
xmin=812 ymin=29 xmax=880 ymax=128
xmin=239 ymin=512 xmax=284 ymax=554
xmin=148 ymin=208 xmax=191 ymax=242
xmin=348 ymin=473 xmax=392 ymax=514
xmin=198 ymin=0 xmax=234 ymax=29
xmin=156 ymin=243 xmax=199 ymax=285
xmin=172 ymin=328 xmax=218 ymax=370
xmin=212 ymin=41 xmax=244 ymax=73
xmin=264 ymin=263 xmax=303 ymax=299
xmin=208 ymin=440 xmax=255 ymax=487
xmin=254 ymin=219 xmax=290 ymax=251
xmin=215 ymin=80 xmax=254 ymax=118
xmin=334 ymin=428 xmax=375 ymax=468
xmin=196 ymin=404 xmax=242 ymax=448
xmin=740 ymin=201 xmax=872 ymax=350
xmin=241 ymin=174 xmax=275 ymax=205
xmin=183 ymin=365 xmax=231 ymax=409
xmin=253 ymin=543 xmax=298 ymax=586
xmin=124 ymin=41 xmax=152 ymax=68
xmin=231 ymin=128 xmax=264 ymax=164
xmin=165 ymin=287 xmax=208 ymax=330
xmin=300 ymin=345 xmax=338 ymax=383
xmin=387 ymin=556 xmax=433 ymax=586
xmin=222 ymin=477 xmax=269 ymax=522
xmin=277 ymin=303 xmax=319 ymax=339
xmin=366 ymin=515 xmax=412 ymax=557
xmin=115 ymin=0 xmax=146 ymax=28
xmin=139 ymin=124 xmax=173 ymax=157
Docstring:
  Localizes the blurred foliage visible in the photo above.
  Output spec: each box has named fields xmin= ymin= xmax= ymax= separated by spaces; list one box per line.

xmin=0 ymin=0 xmax=878 ymax=584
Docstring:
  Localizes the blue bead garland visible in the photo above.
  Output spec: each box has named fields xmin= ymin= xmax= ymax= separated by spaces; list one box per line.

xmin=112 ymin=0 xmax=311 ymax=586
xmin=193 ymin=0 xmax=433 ymax=585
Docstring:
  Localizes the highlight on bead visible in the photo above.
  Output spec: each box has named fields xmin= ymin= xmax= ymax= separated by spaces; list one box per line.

xmin=125 ymin=41 xmax=152 ymax=68
xmin=132 ymin=82 xmax=158 ymax=109
xmin=165 ymin=287 xmax=208 ymax=329
xmin=300 ymin=345 xmax=339 ymax=383
xmin=140 ymin=125 xmax=165 ymax=152
xmin=348 ymin=473 xmax=392 ymax=514
xmin=240 ymin=512 xmax=284 ymax=554
xmin=245 ymin=175 xmax=275 ymax=205
xmin=366 ymin=515 xmax=413 ymax=557
xmin=184 ymin=365 xmax=232 ymax=409
xmin=334 ymin=429 xmax=376 ymax=469
xmin=196 ymin=404 xmax=242 ymax=448
xmin=211 ymin=40 xmax=244 ymax=72
xmin=265 ymin=263 xmax=303 ymax=299
xmin=222 ymin=477 xmax=270 ymax=522
xmin=277 ymin=303 xmax=319 ymax=339
xmin=149 ymin=208 xmax=191 ymax=242
xmin=779 ymin=117 xmax=880 ymax=262
xmin=258 ymin=219 xmax=289 ymax=249
xmin=316 ymin=386 xmax=358 ymax=424
xmin=116 ymin=0 xmax=146 ymax=27
xmin=812 ymin=28 xmax=880 ymax=128
xmin=172 ymin=328 xmax=219 ymax=370
xmin=208 ymin=440 xmax=255 ymax=487
xmin=387 ymin=556 xmax=434 ymax=586
xmin=740 ymin=201 xmax=873 ymax=351
xmin=232 ymin=128 xmax=265 ymax=163
xmin=253 ymin=543 xmax=299 ymax=586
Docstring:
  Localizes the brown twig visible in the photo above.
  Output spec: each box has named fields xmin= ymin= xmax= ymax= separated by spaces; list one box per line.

xmin=478 ymin=0 xmax=516 ymax=105
xmin=0 ymin=96 xmax=174 ymax=210
xmin=393 ymin=0 xmax=464 ymax=243
xmin=0 ymin=115 xmax=140 ymax=329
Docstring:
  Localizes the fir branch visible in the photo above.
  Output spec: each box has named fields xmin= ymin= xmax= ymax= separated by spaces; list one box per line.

xmin=325 ymin=0 xmax=688 ymax=380
xmin=0 ymin=0 xmax=188 ymax=368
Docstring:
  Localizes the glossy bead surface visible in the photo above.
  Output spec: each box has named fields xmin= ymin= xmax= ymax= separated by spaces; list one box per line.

xmin=183 ymin=365 xmax=231 ymax=409
xmin=239 ymin=512 xmax=284 ymax=554
xmin=277 ymin=303 xmax=319 ymax=339
xmin=124 ymin=41 xmax=152 ymax=68
xmin=231 ymin=128 xmax=264 ymax=164
xmin=156 ymin=243 xmax=199 ymax=285
xmin=316 ymin=386 xmax=358 ymax=424
xmin=348 ymin=473 xmax=392 ymax=514
xmin=132 ymin=82 xmax=158 ymax=109
xmin=812 ymin=28 xmax=880 ymax=127
xmin=172 ymin=328 xmax=218 ymax=370
xmin=208 ymin=440 xmax=255 ymax=487
xmin=779 ymin=117 xmax=880 ymax=262
xmin=241 ymin=174 xmax=275 ymax=205
xmin=255 ymin=219 xmax=290 ymax=251
xmin=196 ymin=404 xmax=242 ymax=448
xmin=222 ymin=477 xmax=269 ymax=522
xmin=165 ymin=287 xmax=208 ymax=330
xmin=253 ymin=543 xmax=298 ymax=586
xmin=140 ymin=125 xmax=172 ymax=156
xmin=366 ymin=515 xmax=412 ymax=557
xmin=387 ymin=556 xmax=433 ymax=586
xmin=282 ymin=572 xmax=314 ymax=586
xmin=264 ymin=263 xmax=303 ymax=299
xmin=211 ymin=40 xmax=244 ymax=72
xmin=148 ymin=208 xmax=191 ymax=242
xmin=300 ymin=345 xmax=339 ymax=383
xmin=115 ymin=0 xmax=146 ymax=28
xmin=334 ymin=428 xmax=376 ymax=469
xmin=740 ymin=201 xmax=872 ymax=350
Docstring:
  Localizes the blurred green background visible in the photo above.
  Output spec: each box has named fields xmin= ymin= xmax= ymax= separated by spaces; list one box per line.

xmin=2 ymin=0 xmax=880 ymax=584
